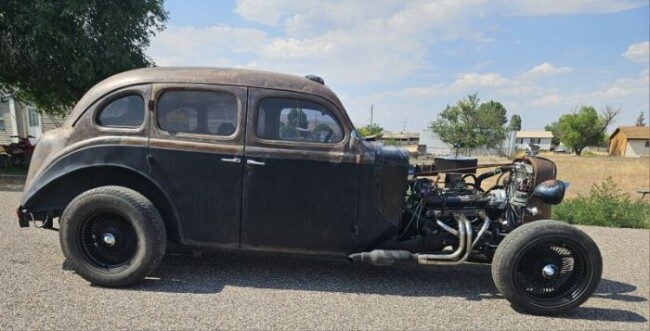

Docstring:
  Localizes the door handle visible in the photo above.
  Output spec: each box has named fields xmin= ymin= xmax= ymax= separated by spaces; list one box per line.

xmin=221 ymin=157 xmax=241 ymax=164
xmin=246 ymin=159 xmax=265 ymax=166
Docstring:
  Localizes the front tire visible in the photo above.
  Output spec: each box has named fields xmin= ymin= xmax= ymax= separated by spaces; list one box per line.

xmin=60 ymin=186 xmax=167 ymax=287
xmin=492 ymin=220 xmax=602 ymax=315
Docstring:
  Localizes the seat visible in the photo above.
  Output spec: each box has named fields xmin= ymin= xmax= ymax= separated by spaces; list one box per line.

xmin=216 ymin=123 xmax=236 ymax=136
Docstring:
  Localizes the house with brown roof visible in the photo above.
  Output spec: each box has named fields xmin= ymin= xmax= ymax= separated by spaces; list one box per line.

xmin=609 ymin=126 xmax=650 ymax=157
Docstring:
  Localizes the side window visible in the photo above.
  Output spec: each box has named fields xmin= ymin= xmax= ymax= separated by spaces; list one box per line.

xmin=256 ymin=98 xmax=343 ymax=143
xmin=157 ymin=90 xmax=237 ymax=136
xmin=96 ymin=94 xmax=145 ymax=128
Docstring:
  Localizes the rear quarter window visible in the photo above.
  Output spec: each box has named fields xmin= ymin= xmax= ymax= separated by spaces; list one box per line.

xmin=96 ymin=94 xmax=145 ymax=128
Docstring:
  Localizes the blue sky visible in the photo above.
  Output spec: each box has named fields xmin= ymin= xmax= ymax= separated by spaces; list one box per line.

xmin=147 ymin=0 xmax=650 ymax=132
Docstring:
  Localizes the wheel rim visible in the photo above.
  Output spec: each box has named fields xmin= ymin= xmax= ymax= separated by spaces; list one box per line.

xmin=513 ymin=238 xmax=590 ymax=307
xmin=79 ymin=212 xmax=138 ymax=269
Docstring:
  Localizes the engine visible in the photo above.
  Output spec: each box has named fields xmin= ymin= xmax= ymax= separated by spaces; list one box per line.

xmin=395 ymin=156 xmax=567 ymax=255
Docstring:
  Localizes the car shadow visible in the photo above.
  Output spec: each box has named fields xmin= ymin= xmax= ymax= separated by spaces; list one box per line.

xmin=136 ymin=250 xmax=499 ymax=300
xmin=63 ymin=250 xmax=647 ymax=322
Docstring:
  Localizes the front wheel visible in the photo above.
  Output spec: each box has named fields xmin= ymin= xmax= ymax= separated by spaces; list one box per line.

xmin=492 ymin=220 xmax=602 ymax=315
xmin=60 ymin=186 xmax=167 ymax=287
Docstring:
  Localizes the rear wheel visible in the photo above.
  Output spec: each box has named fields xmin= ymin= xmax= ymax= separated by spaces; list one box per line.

xmin=60 ymin=186 xmax=166 ymax=287
xmin=492 ymin=220 xmax=602 ymax=315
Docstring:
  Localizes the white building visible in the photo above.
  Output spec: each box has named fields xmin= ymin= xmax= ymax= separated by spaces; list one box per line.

xmin=0 ymin=95 xmax=65 ymax=145
xmin=419 ymin=129 xmax=517 ymax=157
xmin=515 ymin=131 xmax=554 ymax=151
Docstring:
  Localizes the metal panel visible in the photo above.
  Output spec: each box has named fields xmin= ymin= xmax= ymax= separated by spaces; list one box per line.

xmin=240 ymin=87 xmax=360 ymax=255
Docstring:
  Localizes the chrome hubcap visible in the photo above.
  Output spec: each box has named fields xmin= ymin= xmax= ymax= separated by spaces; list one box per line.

xmin=542 ymin=264 xmax=558 ymax=278
xmin=102 ymin=233 xmax=116 ymax=247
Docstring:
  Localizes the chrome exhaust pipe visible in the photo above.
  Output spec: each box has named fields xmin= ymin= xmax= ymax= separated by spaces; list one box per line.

xmin=349 ymin=212 xmax=493 ymax=266
xmin=416 ymin=214 xmax=472 ymax=265
xmin=472 ymin=210 xmax=491 ymax=249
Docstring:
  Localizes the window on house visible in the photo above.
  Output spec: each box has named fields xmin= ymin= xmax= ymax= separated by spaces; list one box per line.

xmin=27 ymin=107 xmax=40 ymax=127
xmin=0 ymin=117 xmax=5 ymax=131
xmin=645 ymin=140 xmax=649 ymax=148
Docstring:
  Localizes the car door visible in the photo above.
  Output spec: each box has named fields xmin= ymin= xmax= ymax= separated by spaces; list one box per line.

xmin=241 ymin=88 xmax=361 ymax=255
xmin=148 ymin=84 xmax=246 ymax=246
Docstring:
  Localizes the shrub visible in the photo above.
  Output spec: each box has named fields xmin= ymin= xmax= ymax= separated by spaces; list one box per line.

xmin=553 ymin=177 xmax=650 ymax=229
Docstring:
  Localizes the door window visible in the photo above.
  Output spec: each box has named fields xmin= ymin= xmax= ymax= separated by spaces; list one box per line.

xmin=256 ymin=98 xmax=343 ymax=143
xmin=157 ymin=90 xmax=237 ymax=136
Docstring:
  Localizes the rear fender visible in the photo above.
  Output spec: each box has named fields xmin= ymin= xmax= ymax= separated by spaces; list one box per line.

xmin=20 ymin=165 xmax=182 ymax=242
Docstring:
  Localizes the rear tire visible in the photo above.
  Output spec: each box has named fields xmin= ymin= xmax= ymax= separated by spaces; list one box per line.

xmin=60 ymin=186 xmax=166 ymax=287
xmin=492 ymin=220 xmax=602 ymax=315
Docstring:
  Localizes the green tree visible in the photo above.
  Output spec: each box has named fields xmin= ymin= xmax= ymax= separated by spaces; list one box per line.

xmin=557 ymin=105 xmax=619 ymax=156
xmin=429 ymin=94 xmax=508 ymax=149
xmin=636 ymin=111 xmax=647 ymax=126
xmin=0 ymin=1 xmax=168 ymax=115
xmin=357 ymin=123 xmax=384 ymax=137
xmin=477 ymin=100 xmax=508 ymax=147
xmin=508 ymin=114 xmax=522 ymax=131
xmin=544 ymin=122 xmax=561 ymax=147
xmin=281 ymin=108 xmax=308 ymax=138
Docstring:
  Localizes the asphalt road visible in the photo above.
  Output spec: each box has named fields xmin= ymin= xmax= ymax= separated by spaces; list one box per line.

xmin=1 ymin=190 xmax=648 ymax=330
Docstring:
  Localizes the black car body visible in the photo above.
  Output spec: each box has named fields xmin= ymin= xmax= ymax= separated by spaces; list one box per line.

xmin=18 ymin=68 xmax=602 ymax=315
xmin=19 ymin=67 xmax=408 ymax=254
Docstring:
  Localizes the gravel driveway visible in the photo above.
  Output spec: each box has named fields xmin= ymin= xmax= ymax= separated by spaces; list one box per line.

xmin=1 ymin=191 xmax=648 ymax=330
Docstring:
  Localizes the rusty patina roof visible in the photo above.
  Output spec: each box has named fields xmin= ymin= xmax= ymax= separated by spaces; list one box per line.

xmin=65 ymin=67 xmax=342 ymax=126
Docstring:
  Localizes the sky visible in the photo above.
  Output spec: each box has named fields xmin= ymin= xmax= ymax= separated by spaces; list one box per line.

xmin=146 ymin=0 xmax=650 ymax=132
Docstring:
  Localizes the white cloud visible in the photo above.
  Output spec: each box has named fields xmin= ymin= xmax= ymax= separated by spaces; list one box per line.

xmin=532 ymin=94 xmax=563 ymax=107
xmin=451 ymin=73 xmax=509 ymax=88
xmin=505 ymin=0 xmax=647 ymax=16
xmin=622 ymin=41 xmax=650 ymax=63
xmin=234 ymin=0 xmax=317 ymax=26
xmin=148 ymin=26 xmax=267 ymax=66
xmin=526 ymin=62 xmax=573 ymax=76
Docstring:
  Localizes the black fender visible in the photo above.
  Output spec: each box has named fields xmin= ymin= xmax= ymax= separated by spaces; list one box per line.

xmin=20 ymin=148 xmax=183 ymax=243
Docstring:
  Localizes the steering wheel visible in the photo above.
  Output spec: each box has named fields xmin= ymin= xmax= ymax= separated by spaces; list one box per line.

xmin=323 ymin=129 xmax=334 ymax=143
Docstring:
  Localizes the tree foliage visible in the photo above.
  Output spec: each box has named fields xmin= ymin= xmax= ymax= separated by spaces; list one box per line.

xmin=281 ymin=108 xmax=308 ymax=138
xmin=557 ymin=105 xmax=619 ymax=156
xmin=429 ymin=94 xmax=508 ymax=148
xmin=508 ymin=114 xmax=522 ymax=131
xmin=636 ymin=111 xmax=647 ymax=126
xmin=0 ymin=1 xmax=168 ymax=115
xmin=357 ymin=123 xmax=384 ymax=138
xmin=544 ymin=122 xmax=562 ymax=147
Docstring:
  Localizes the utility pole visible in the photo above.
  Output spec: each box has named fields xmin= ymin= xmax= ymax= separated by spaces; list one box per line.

xmin=370 ymin=104 xmax=374 ymax=126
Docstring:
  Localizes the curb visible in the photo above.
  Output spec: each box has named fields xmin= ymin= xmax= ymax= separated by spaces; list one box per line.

xmin=0 ymin=174 xmax=26 ymax=192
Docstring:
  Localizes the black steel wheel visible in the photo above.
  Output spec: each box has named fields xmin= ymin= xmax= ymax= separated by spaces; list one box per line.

xmin=80 ymin=212 xmax=139 ymax=268
xmin=60 ymin=186 xmax=166 ymax=287
xmin=492 ymin=220 xmax=602 ymax=315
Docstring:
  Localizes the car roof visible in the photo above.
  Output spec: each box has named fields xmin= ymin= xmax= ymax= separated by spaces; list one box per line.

xmin=66 ymin=67 xmax=344 ymax=126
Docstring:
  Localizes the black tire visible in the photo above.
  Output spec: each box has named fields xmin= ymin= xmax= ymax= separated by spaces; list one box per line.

xmin=60 ymin=186 xmax=167 ymax=287
xmin=492 ymin=220 xmax=602 ymax=315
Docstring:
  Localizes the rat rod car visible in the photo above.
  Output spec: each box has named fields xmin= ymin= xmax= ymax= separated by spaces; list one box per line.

xmin=18 ymin=68 xmax=602 ymax=315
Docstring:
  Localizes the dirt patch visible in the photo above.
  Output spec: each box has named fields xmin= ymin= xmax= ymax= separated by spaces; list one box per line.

xmin=471 ymin=154 xmax=649 ymax=199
